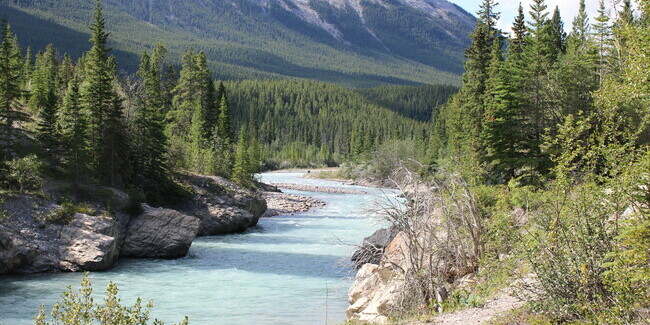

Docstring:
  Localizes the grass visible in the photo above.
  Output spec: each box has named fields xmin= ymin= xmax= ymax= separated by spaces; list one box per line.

xmin=43 ymin=198 xmax=96 ymax=225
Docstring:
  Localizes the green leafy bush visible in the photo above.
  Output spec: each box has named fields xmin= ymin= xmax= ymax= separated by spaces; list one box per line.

xmin=4 ymin=155 xmax=44 ymax=192
xmin=35 ymin=273 xmax=189 ymax=325
xmin=44 ymin=198 xmax=95 ymax=225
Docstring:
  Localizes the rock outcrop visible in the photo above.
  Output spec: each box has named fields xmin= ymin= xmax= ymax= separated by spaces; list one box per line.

xmin=0 ymin=225 xmax=37 ymax=274
xmin=122 ymin=206 xmax=200 ymax=258
xmin=261 ymin=191 xmax=325 ymax=218
xmin=59 ymin=213 xmax=120 ymax=271
xmin=348 ymin=232 xmax=410 ymax=324
xmin=351 ymin=226 xmax=399 ymax=268
xmin=0 ymin=195 xmax=122 ymax=274
xmin=174 ymin=175 xmax=267 ymax=236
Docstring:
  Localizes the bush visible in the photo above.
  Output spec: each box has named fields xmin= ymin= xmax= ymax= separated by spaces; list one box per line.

xmin=3 ymin=155 xmax=44 ymax=192
xmin=35 ymin=273 xmax=189 ymax=325
xmin=44 ymin=198 xmax=95 ymax=225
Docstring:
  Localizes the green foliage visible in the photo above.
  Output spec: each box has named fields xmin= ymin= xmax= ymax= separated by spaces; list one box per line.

xmin=34 ymin=273 xmax=189 ymax=325
xmin=2 ymin=0 xmax=467 ymax=87
xmin=59 ymin=77 xmax=89 ymax=186
xmin=358 ymin=84 xmax=458 ymax=122
xmin=601 ymin=151 xmax=650 ymax=318
xmin=226 ymin=79 xmax=432 ymax=168
xmin=82 ymin=0 xmax=130 ymax=187
xmin=45 ymin=198 xmax=95 ymax=225
xmin=4 ymin=154 xmax=43 ymax=192
xmin=0 ymin=21 xmax=28 ymax=167
xmin=232 ymin=127 xmax=252 ymax=188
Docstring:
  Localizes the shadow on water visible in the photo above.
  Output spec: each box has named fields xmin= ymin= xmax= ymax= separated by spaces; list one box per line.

xmin=117 ymin=248 xmax=350 ymax=279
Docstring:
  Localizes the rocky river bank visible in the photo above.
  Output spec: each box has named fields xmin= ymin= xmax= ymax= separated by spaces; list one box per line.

xmin=0 ymin=174 xmax=329 ymax=275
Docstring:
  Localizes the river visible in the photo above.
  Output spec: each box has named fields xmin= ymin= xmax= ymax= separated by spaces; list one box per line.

xmin=0 ymin=172 xmax=400 ymax=325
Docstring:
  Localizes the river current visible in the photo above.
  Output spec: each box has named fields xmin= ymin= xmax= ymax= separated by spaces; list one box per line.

xmin=0 ymin=172 xmax=399 ymax=325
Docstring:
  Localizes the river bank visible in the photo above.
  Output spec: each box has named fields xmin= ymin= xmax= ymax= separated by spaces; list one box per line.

xmin=0 ymin=171 xmax=399 ymax=325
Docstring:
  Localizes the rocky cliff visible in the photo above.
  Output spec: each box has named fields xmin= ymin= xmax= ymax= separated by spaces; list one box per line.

xmin=0 ymin=174 xmax=268 ymax=275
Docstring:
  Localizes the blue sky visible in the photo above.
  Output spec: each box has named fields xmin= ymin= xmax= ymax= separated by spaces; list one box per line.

xmin=449 ymin=0 xmax=602 ymax=32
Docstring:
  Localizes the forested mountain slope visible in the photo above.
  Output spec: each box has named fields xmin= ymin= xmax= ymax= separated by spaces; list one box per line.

xmin=1 ymin=0 xmax=474 ymax=86
xmin=226 ymin=80 xmax=448 ymax=166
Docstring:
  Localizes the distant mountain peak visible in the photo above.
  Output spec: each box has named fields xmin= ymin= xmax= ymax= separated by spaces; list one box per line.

xmin=247 ymin=0 xmax=474 ymax=40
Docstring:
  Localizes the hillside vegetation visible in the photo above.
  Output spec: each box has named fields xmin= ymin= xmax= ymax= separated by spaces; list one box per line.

xmin=343 ymin=0 xmax=650 ymax=323
xmin=1 ymin=0 xmax=473 ymax=86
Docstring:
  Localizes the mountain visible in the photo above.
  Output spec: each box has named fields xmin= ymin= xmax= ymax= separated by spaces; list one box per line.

xmin=1 ymin=0 xmax=474 ymax=86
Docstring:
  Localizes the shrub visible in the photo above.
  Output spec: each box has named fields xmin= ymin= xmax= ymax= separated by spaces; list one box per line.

xmin=44 ymin=198 xmax=95 ymax=225
xmin=4 ymin=155 xmax=44 ymax=192
xmin=35 ymin=273 xmax=189 ymax=325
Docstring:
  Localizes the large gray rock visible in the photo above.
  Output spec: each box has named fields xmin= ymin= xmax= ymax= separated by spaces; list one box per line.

xmin=347 ymin=232 xmax=410 ymax=324
xmin=174 ymin=175 xmax=267 ymax=236
xmin=196 ymin=206 xmax=259 ymax=236
xmin=59 ymin=213 xmax=120 ymax=271
xmin=122 ymin=206 xmax=199 ymax=258
xmin=0 ymin=225 xmax=37 ymax=274
xmin=351 ymin=226 xmax=399 ymax=268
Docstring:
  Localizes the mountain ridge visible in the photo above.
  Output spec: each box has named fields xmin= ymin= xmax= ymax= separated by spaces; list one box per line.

xmin=1 ymin=0 xmax=475 ymax=86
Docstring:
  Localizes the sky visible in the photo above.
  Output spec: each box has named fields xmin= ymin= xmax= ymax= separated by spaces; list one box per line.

xmin=449 ymin=0 xmax=603 ymax=32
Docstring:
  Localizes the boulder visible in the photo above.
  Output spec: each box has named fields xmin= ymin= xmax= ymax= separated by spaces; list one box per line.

xmin=173 ymin=174 xmax=267 ymax=236
xmin=0 ymin=225 xmax=37 ymax=274
xmin=347 ymin=232 xmax=409 ymax=324
xmin=59 ymin=213 xmax=120 ymax=271
xmin=122 ymin=206 xmax=199 ymax=258
xmin=195 ymin=206 xmax=259 ymax=236
xmin=351 ymin=226 xmax=399 ymax=268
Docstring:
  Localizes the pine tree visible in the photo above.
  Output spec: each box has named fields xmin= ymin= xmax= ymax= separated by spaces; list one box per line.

xmin=0 ymin=21 xmax=26 ymax=166
xmin=216 ymin=82 xmax=231 ymax=141
xmin=204 ymin=76 xmax=218 ymax=139
xmin=482 ymin=37 xmax=524 ymax=181
xmin=58 ymin=54 xmax=75 ymax=94
xmin=548 ymin=7 xmax=567 ymax=61
xmin=31 ymin=44 xmax=60 ymax=155
xmin=511 ymin=3 xmax=528 ymax=53
xmin=515 ymin=0 xmax=554 ymax=178
xmin=443 ymin=0 xmax=501 ymax=174
xmin=189 ymin=93 xmax=209 ymax=173
xmin=593 ymin=0 xmax=612 ymax=85
xmin=248 ymin=125 xmax=261 ymax=174
xmin=59 ymin=77 xmax=88 ymax=189
xmin=82 ymin=0 xmax=129 ymax=186
xmin=209 ymin=82 xmax=234 ymax=177
xmin=232 ymin=126 xmax=251 ymax=187
xmin=572 ymin=0 xmax=590 ymax=42
xmin=21 ymin=46 xmax=32 ymax=96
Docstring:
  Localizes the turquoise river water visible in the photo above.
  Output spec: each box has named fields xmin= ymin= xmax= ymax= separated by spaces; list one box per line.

xmin=0 ymin=172 xmax=400 ymax=325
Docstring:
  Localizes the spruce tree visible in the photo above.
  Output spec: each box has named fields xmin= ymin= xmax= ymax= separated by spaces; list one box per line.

xmin=59 ymin=77 xmax=88 ymax=189
xmin=572 ymin=0 xmax=590 ymax=42
xmin=204 ymin=76 xmax=218 ymax=139
xmin=21 ymin=46 xmax=32 ymax=96
xmin=593 ymin=0 xmax=612 ymax=85
xmin=232 ymin=126 xmax=251 ymax=187
xmin=216 ymin=82 xmax=231 ymax=141
xmin=443 ymin=0 xmax=501 ymax=177
xmin=482 ymin=37 xmax=523 ymax=181
xmin=132 ymin=51 xmax=158 ymax=182
xmin=31 ymin=44 xmax=60 ymax=155
xmin=210 ymin=83 xmax=234 ymax=177
xmin=82 ymin=0 xmax=129 ymax=186
xmin=248 ymin=125 xmax=261 ymax=174
xmin=58 ymin=54 xmax=75 ymax=94
xmin=548 ymin=7 xmax=567 ymax=61
xmin=0 ymin=21 xmax=26 ymax=166
xmin=511 ymin=3 xmax=528 ymax=53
